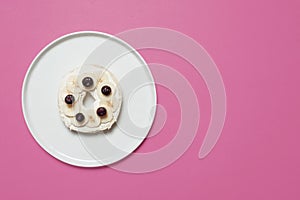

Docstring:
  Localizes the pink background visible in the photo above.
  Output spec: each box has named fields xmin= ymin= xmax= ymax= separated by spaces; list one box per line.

xmin=0 ymin=0 xmax=299 ymax=199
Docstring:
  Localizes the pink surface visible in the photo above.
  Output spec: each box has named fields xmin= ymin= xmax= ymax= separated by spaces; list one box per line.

xmin=0 ymin=0 xmax=299 ymax=199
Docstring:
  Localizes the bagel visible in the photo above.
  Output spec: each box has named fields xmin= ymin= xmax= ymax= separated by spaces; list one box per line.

xmin=58 ymin=66 xmax=122 ymax=133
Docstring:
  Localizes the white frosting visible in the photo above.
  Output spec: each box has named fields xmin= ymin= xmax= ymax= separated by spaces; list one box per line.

xmin=58 ymin=66 xmax=122 ymax=133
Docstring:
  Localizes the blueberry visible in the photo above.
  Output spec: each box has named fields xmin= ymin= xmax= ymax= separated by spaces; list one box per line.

xmin=101 ymin=85 xmax=111 ymax=96
xmin=65 ymin=94 xmax=75 ymax=104
xmin=75 ymin=113 xmax=85 ymax=122
xmin=82 ymin=77 xmax=94 ymax=88
xmin=96 ymin=107 xmax=107 ymax=117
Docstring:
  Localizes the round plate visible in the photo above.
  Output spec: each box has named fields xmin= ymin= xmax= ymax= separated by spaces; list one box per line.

xmin=22 ymin=31 xmax=156 ymax=167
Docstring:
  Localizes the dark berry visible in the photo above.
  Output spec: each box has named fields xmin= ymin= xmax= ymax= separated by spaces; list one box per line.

xmin=101 ymin=85 xmax=111 ymax=96
xmin=96 ymin=107 xmax=107 ymax=117
xmin=82 ymin=77 xmax=94 ymax=88
xmin=75 ymin=113 xmax=85 ymax=122
xmin=65 ymin=94 xmax=75 ymax=104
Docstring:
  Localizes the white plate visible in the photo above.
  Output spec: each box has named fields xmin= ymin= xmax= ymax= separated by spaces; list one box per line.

xmin=22 ymin=31 xmax=156 ymax=167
